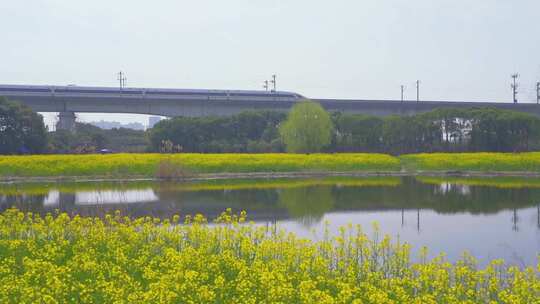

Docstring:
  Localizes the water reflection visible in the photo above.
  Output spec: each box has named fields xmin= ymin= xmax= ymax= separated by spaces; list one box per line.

xmin=278 ymin=187 xmax=334 ymax=226
xmin=1 ymin=177 xmax=540 ymax=221
xmin=1 ymin=176 xmax=539 ymax=264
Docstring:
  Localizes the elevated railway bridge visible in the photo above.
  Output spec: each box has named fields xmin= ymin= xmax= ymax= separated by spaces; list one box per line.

xmin=1 ymin=84 xmax=539 ymax=130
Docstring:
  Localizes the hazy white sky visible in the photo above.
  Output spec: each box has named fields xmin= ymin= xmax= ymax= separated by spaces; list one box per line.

xmin=1 ymin=1 xmax=539 ymax=127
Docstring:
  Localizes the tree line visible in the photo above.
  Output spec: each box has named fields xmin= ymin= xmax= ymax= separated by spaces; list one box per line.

xmin=2 ymin=97 xmax=540 ymax=155
xmin=149 ymin=103 xmax=540 ymax=154
xmin=333 ymin=107 xmax=540 ymax=154
xmin=149 ymin=111 xmax=286 ymax=153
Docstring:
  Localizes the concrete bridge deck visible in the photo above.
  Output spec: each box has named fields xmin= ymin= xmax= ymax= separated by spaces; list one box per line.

xmin=8 ymin=95 xmax=540 ymax=117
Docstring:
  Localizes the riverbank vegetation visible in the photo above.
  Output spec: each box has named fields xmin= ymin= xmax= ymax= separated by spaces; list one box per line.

xmin=401 ymin=152 xmax=540 ymax=172
xmin=3 ymin=152 xmax=540 ymax=178
xmin=0 ymin=208 xmax=537 ymax=303
xmin=0 ymin=153 xmax=400 ymax=178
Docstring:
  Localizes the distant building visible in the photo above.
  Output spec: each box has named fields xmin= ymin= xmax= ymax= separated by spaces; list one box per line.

xmin=148 ymin=116 xmax=163 ymax=128
xmin=89 ymin=120 xmax=145 ymax=130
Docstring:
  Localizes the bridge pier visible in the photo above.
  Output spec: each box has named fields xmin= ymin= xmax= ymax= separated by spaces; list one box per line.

xmin=56 ymin=111 xmax=76 ymax=131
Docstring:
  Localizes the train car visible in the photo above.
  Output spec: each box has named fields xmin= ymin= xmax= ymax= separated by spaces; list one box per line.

xmin=144 ymin=88 xmax=228 ymax=101
xmin=0 ymin=84 xmax=305 ymax=103
xmin=53 ymin=86 xmax=144 ymax=99
xmin=0 ymin=84 xmax=52 ymax=96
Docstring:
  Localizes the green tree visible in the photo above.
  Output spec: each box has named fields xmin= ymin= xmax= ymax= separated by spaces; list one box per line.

xmin=279 ymin=101 xmax=333 ymax=153
xmin=0 ymin=97 xmax=47 ymax=154
xmin=148 ymin=111 xmax=286 ymax=153
xmin=334 ymin=114 xmax=383 ymax=152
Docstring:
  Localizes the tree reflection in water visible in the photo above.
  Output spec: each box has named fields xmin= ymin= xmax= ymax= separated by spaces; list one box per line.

xmin=1 ymin=177 xmax=540 ymax=223
xmin=277 ymin=186 xmax=334 ymax=227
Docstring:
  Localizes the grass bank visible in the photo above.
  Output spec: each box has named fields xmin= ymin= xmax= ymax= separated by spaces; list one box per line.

xmin=0 ymin=208 xmax=537 ymax=303
xmin=2 ymin=152 xmax=540 ymax=179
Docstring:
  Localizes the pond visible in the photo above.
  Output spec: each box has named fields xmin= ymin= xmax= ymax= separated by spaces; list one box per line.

xmin=1 ymin=176 xmax=539 ymax=266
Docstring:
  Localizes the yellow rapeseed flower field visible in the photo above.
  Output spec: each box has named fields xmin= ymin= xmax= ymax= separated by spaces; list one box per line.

xmin=0 ymin=208 xmax=537 ymax=303
xmin=400 ymin=152 xmax=540 ymax=172
xmin=2 ymin=152 xmax=540 ymax=179
xmin=0 ymin=153 xmax=400 ymax=178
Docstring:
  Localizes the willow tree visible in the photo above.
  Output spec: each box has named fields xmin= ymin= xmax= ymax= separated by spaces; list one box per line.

xmin=280 ymin=101 xmax=333 ymax=153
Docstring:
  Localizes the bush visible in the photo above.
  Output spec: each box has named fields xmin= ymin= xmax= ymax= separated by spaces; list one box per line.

xmin=155 ymin=158 xmax=191 ymax=180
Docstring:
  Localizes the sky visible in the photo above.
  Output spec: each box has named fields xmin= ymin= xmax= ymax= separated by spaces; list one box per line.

xmin=1 ymin=0 xmax=539 ymax=128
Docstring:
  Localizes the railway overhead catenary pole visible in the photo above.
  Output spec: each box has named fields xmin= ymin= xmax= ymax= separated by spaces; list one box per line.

xmin=117 ymin=71 xmax=127 ymax=90
xmin=536 ymin=81 xmax=540 ymax=104
xmin=416 ymin=80 xmax=420 ymax=102
xmin=511 ymin=73 xmax=519 ymax=103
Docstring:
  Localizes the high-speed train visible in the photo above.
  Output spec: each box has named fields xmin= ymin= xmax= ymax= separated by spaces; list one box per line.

xmin=0 ymin=84 xmax=305 ymax=102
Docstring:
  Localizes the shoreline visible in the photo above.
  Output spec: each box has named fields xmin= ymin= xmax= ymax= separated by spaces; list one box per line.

xmin=2 ymin=170 xmax=540 ymax=184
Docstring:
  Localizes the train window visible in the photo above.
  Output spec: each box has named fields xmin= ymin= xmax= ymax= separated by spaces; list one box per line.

xmin=55 ymin=89 xmax=126 ymax=94
xmin=146 ymin=91 xmax=226 ymax=96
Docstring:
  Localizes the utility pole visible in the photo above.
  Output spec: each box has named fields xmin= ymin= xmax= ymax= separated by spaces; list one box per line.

xmin=416 ymin=80 xmax=420 ymax=102
xmin=400 ymin=85 xmax=405 ymax=102
xmin=117 ymin=71 xmax=127 ymax=90
xmin=511 ymin=73 xmax=519 ymax=103
xmin=536 ymin=81 xmax=540 ymax=104
xmin=263 ymin=80 xmax=269 ymax=91
xmin=270 ymin=74 xmax=276 ymax=92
